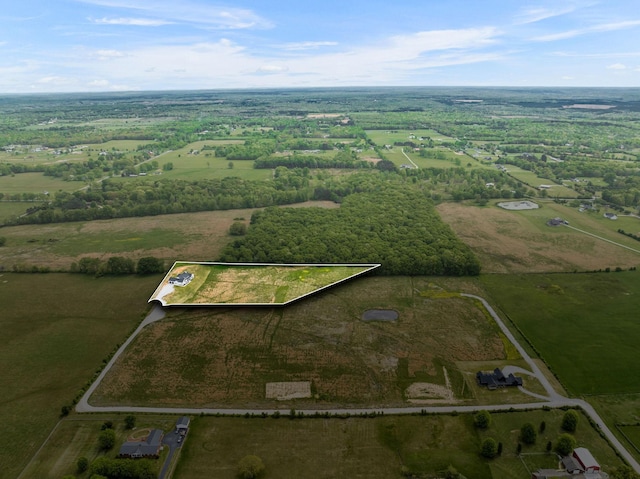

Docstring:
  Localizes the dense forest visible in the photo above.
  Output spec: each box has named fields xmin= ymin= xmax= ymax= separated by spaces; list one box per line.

xmin=219 ymin=189 xmax=481 ymax=276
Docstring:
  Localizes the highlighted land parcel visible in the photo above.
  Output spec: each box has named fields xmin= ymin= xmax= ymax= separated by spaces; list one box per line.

xmin=149 ymin=262 xmax=380 ymax=306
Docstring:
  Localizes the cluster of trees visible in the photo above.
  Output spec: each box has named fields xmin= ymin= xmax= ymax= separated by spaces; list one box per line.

xmin=618 ymin=229 xmax=640 ymax=242
xmin=70 ymin=256 xmax=164 ymax=276
xmin=87 ymin=457 xmax=156 ymax=479
xmin=5 ymin=174 xmax=314 ymax=225
xmin=219 ymin=189 xmax=481 ymax=276
xmin=254 ymin=152 xmax=372 ymax=170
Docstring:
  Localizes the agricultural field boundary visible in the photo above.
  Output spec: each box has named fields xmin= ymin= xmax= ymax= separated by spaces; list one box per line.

xmin=73 ymin=293 xmax=640 ymax=473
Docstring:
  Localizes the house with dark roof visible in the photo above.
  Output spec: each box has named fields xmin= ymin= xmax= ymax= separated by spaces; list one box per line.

xmin=168 ymin=271 xmax=194 ymax=286
xmin=118 ymin=429 xmax=164 ymax=459
xmin=476 ymin=368 xmax=523 ymax=390
xmin=176 ymin=416 xmax=190 ymax=434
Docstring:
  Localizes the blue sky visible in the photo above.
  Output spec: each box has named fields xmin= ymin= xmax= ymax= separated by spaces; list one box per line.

xmin=1 ymin=0 xmax=639 ymax=92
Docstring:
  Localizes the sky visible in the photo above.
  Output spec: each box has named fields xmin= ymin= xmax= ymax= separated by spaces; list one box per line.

xmin=1 ymin=0 xmax=639 ymax=93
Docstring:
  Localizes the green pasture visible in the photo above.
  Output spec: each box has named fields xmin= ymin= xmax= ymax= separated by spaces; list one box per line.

xmin=20 ymin=415 xmax=173 ymax=479
xmin=0 ymin=223 xmax=190 ymax=256
xmin=480 ymin=271 xmax=640 ymax=395
xmin=84 ymin=139 xmax=151 ymax=151
xmin=365 ymin=129 xmax=454 ymax=146
xmin=0 ymin=172 xmax=80 ymax=194
xmin=504 ymin=165 xmax=579 ymax=198
xmin=175 ymin=408 xmax=622 ymax=479
xmin=0 ymin=273 xmax=161 ymax=479
xmin=0 ymin=202 xmax=41 ymax=223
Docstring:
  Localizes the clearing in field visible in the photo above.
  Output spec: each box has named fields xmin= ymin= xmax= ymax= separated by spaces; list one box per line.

xmin=497 ymin=200 xmax=539 ymax=210
xmin=149 ymin=262 xmax=380 ymax=306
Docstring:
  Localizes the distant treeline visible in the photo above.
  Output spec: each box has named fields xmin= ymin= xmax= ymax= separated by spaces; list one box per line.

xmin=219 ymin=189 xmax=481 ymax=276
xmin=4 ymin=170 xmax=313 ymax=225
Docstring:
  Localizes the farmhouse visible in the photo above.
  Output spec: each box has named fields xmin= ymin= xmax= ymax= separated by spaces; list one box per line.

xmin=604 ymin=212 xmax=618 ymax=220
xmin=531 ymin=447 xmax=603 ymax=479
xmin=169 ymin=271 xmax=194 ymax=286
xmin=118 ymin=429 xmax=164 ymax=459
xmin=476 ymin=368 xmax=522 ymax=390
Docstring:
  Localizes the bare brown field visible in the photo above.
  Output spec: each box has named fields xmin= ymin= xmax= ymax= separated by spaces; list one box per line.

xmin=0 ymin=201 xmax=340 ymax=270
xmin=92 ymin=277 xmax=508 ymax=408
xmin=437 ymin=202 xmax=640 ymax=273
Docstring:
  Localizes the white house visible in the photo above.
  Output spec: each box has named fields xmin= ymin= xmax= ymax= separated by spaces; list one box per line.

xmin=169 ymin=272 xmax=194 ymax=286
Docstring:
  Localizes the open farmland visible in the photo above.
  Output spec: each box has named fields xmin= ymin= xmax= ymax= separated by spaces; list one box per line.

xmin=174 ymin=408 xmax=624 ymax=479
xmin=151 ymin=262 xmax=379 ymax=305
xmin=480 ymin=271 xmax=640 ymax=395
xmin=0 ymin=201 xmax=340 ymax=271
xmin=91 ymin=277 xmax=523 ymax=408
xmin=437 ymin=201 xmax=640 ymax=273
xmin=0 ymin=273 xmax=160 ymax=479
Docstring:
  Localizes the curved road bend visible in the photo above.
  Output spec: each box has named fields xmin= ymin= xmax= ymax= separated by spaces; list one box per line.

xmin=76 ymin=304 xmax=165 ymax=412
xmin=76 ymin=296 xmax=640 ymax=473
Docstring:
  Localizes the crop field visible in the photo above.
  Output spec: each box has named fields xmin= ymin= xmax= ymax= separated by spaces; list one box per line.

xmin=437 ymin=201 xmax=640 ymax=273
xmin=0 ymin=273 xmax=160 ymax=479
xmin=151 ymin=263 xmax=378 ymax=305
xmin=174 ymin=408 xmax=623 ymax=479
xmin=0 ymin=172 xmax=79 ymax=194
xmin=480 ymin=271 xmax=640 ymax=396
xmin=91 ymin=277 xmax=521 ymax=408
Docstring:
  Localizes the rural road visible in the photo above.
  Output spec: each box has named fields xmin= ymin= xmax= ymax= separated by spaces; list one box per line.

xmin=400 ymin=148 xmax=419 ymax=169
xmin=76 ymin=304 xmax=166 ymax=412
xmin=75 ymin=295 xmax=640 ymax=473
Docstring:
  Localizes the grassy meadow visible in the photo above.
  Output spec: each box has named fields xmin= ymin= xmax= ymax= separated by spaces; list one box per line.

xmin=480 ymin=271 xmax=640 ymax=396
xmin=92 ymin=276 xmax=536 ymax=408
xmin=0 ymin=172 xmax=79 ymax=194
xmin=0 ymin=273 xmax=161 ymax=479
xmin=174 ymin=408 xmax=624 ymax=479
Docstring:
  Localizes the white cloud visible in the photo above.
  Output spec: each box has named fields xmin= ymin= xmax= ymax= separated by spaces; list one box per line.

xmin=92 ymin=49 xmax=126 ymax=60
xmin=255 ymin=65 xmax=289 ymax=73
xmin=76 ymin=0 xmax=272 ymax=30
xmin=514 ymin=6 xmax=578 ymax=25
xmin=607 ymin=63 xmax=627 ymax=70
xmin=88 ymin=79 xmax=110 ymax=87
xmin=533 ymin=20 xmax=640 ymax=42
xmin=561 ymin=76 xmax=574 ymax=80
xmin=91 ymin=17 xmax=171 ymax=26
xmin=280 ymin=41 xmax=338 ymax=51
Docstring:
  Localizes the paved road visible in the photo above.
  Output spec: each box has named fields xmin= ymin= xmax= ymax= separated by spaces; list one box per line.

xmin=76 ymin=304 xmax=166 ymax=412
xmin=75 ymin=295 xmax=640 ymax=473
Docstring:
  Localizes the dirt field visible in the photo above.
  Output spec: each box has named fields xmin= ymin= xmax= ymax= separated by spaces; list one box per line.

xmin=92 ymin=277 xmax=506 ymax=408
xmin=436 ymin=202 xmax=640 ymax=273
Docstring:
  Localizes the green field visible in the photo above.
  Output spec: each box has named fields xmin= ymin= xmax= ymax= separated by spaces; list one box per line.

xmin=0 ymin=273 xmax=161 ymax=479
xmin=480 ymin=272 xmax=640 ymax=395
xmin=0 ymin=172 xmax=79 ymax=194
xmin=173 ymin=409 xmax=623 ymax=479
xmin=504 ymin=165 xmax=580 ymax=198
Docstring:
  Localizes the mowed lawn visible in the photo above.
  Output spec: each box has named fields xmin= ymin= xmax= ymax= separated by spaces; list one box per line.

xmin=0 ymin=273 xmax=161 ymax=479
xmin=480 ymin=272 xmax=640 ymax=395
